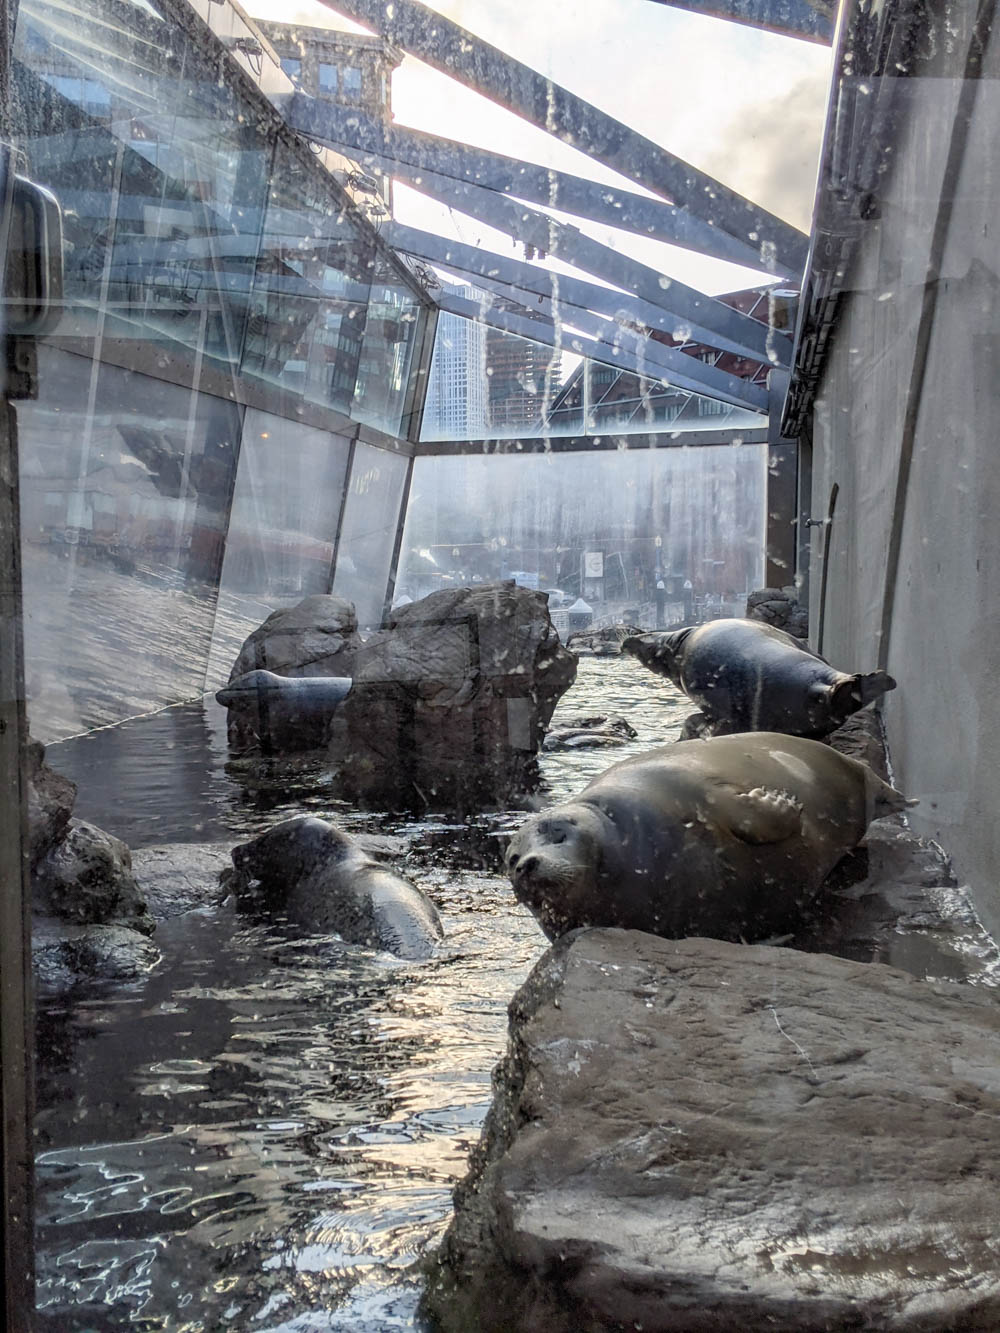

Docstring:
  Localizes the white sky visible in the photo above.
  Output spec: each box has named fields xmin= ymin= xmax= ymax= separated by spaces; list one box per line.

xmin=244 ymin=0 xmax=833 ymax=296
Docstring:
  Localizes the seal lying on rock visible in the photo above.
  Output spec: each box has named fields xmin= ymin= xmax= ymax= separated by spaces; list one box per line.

xmin=227 ymin=816 xmax=443 ymax=959
xmin=505 ymin=733 xmax=914 ymax=942
xmin=216 ymin=670 xmax=352 ymax=752
xmin=623 ymin=619 xmax=895 ymax=737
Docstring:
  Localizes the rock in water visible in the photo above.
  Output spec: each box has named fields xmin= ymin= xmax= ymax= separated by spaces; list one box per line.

xmin=423 ymin=930 xmax=1000 ymax=1332
xmin=336 ymin=582 xmax=577 ymax=810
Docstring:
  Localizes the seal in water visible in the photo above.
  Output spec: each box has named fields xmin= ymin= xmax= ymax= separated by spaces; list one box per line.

xmin=623 ymin=619 xmax=895 ymax=737
xmin=216 ymin=670 xmax=352 ymax=752
xmin=505 ymin=732 xmax=914 ymax=942
xmin=228 ymin=816 xmax=443 ymax=959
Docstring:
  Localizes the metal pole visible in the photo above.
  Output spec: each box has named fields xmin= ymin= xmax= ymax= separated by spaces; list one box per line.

xmin=0 ymin=136 xmax=38 ymax=1330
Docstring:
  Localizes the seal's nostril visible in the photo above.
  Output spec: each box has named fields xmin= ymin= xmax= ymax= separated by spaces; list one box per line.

xmin=521 ymin=855 xmax=538 ymax=876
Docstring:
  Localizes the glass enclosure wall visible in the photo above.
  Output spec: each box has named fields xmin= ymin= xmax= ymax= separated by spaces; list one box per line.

xmin=331 ymin=441 xmax=411 ymax=627
xmin=397 ymin=445 xmax=766 ymax=618
xmin=10 ymin=0 xmax=431 ymax=740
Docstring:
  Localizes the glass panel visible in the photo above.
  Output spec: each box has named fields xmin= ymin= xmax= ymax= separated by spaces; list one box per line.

xmin=331 ymin=441 xmax=409 ymax=627
xmin=280 ymin=56 xmax=302 ymax=82
xmin=242 ymin=140 xmax=374 ymax=413
xmin=17 ymin=346 xmax=240 ymax=741
xmin=397 ymin=445 xmax=766 ymax=616
xmin=318 ymin=61 xmax=338 ymax=94
xmin=13 ymin=0 xmax=273 ymax=364
xmin=342 ymin=65 xmax=362 ymax=100
xmin=420 ymin=317 xmax=767 ymax=442
xmin=206 ymin=409 xmax=351 ymax=683
xmin=351 ymin=250 xmax=425 ymax=437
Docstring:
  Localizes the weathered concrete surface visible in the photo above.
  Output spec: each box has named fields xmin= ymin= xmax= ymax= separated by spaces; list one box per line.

xmin=424 ymin=930 xmax=1000 ymax=1332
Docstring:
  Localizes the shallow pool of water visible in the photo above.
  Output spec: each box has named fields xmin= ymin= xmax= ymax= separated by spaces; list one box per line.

xmin=35 ymin=656 xmax=685 ymax=1330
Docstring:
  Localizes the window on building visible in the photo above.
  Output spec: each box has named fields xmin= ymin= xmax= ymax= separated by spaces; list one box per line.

xmin=342 ymin=65 xmax=362 ymax=99
xmin=280 ymin=56 xmax=301 ymax=83
xmin=318 ymin=62 xmax=338 ymax=94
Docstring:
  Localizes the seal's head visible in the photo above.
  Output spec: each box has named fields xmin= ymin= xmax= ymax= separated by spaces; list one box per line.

xmin=622 ymin=629 xmax=693 ymax=689
xmin=505 ymin=803 xmax=611 ymax=937
xmin=232 ymin=815 xmax=353 ymax=893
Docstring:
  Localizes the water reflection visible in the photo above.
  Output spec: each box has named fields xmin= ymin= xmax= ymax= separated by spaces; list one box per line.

xmin=35 ymin=656 xmax=683 ymax=1328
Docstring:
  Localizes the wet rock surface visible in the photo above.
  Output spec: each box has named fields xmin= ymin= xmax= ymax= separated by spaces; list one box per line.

xmin=34 ymin=819 xmax=152 ymax=934
xmin=542 ymin=715 xmax=637 ymax=750
xmin=424 ymin=929 xmax=1000 ymax=1333
xmin=746 ymin=585 xmax=809 ymax=639
xmin=27 ymin=736 xmax=77 ymax=866
xmin=566 ymin=624 xmax=641 ymax=656
xmin=33 ymin=922 xmax=162 ymax=990
xmin=132 ymin=843 xmax=234 ymax=921
xmin=336 ymin=582 xmax=577 ymax=810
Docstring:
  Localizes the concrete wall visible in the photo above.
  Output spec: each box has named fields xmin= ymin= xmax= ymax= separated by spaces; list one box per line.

xmin=809 ymin=17 xmax=1000 ymax=936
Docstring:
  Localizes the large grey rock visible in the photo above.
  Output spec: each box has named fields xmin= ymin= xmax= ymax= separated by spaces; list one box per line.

xmin=335 ymin=582 xmax=577 ymax=810
xmin=226 ymin=595 xmax=362 ymax=750
xmin=34 ymin=819 xmax=153 ymax=935
xmin=424 ymin=930 xmax=1000 ymax=1332
xmin=26 ymin=737 xmax=77 ymax=867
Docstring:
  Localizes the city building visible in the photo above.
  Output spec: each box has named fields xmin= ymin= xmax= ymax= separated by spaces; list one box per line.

xmin=421 ymin=282 xmax=489 ymax=439
xmin=257 ymin=21 xmax=402 ymax=215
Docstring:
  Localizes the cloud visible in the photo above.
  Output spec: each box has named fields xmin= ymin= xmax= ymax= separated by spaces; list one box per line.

xmin=700 ymin=73 xmax=830 ymax=231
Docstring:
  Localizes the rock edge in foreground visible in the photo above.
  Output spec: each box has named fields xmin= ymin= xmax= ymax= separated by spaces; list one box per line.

xmin=423 ymin=929 xmax=1000 ymax=1332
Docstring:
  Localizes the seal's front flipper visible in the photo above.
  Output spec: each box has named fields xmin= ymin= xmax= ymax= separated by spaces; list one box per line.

xmin=707 ymin=783 xmax=803 ymax=844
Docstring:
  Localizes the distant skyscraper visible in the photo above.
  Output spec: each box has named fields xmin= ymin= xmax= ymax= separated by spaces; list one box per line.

xmin=421 ymin=282 xmax=488 ymax=439
xmin=486 ymin=326 xmax=562 ymax=432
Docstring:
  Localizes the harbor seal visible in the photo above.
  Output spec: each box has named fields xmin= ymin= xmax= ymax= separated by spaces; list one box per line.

xmin=216 ymin=670 xmax=352 ymax=752
xmin=227 ymin=816 xmax=443 ymax=959
xmin=505 ymin=732 xmax=914 ymax=942
xmin=623 ymin=619 xmax=895 ymax=737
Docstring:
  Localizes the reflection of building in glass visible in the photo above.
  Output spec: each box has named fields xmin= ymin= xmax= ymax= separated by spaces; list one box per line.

xmin=486 ymin=327 xmax=562 ymax=432
xmin=258 ymin=22 xmax=401 ymax=211
xmin=422 ymin=283 xmax=489 ymax=439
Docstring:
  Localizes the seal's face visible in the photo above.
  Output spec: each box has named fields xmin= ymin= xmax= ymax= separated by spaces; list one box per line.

xmin=505 ymin=804 xmax=608 ymax=931
xmin=622 ymin=630 xmax=691 ymax=689
xmin=232 ymin=815 xmax=351 ymax=890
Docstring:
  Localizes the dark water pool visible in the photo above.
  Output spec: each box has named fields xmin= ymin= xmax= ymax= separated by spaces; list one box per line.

xmin=35 ymin=656 xmax=685 ymax=1331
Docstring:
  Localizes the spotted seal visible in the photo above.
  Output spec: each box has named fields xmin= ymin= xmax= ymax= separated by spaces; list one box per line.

xmin=228 ymin=816 xmax=443 ymax=959
xmin=623 ymin=619 xmax=895 ymax=737
xmin=505 ymin=732 xmax=914 ymax=942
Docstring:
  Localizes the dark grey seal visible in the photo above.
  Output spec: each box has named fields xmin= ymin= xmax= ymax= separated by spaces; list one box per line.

xmin=216 ymin=669 xmax=352 ymax=714
xmin=505 ymin=732 xmax=914 ymax=943
xmin=623 ymin=619 xmax=895 ymax=737
xmin=228 ymin=816 xmax=443 ymax=959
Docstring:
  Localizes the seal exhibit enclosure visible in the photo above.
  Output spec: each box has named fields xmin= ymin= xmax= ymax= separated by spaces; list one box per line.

xmin=505 ymin=732 xmax=913 ymax=941
xmin=9 ymin=0 xmax=1000 ymax=1329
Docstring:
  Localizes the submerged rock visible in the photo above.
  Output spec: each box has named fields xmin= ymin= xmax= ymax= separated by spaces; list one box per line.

xmin=33 ymin=922 xmax=162 ymax=991
xmin=424 ymin=929 xmax=1000 ymax=1332
xmin=542 ymin=715 xmax=637 ymax=750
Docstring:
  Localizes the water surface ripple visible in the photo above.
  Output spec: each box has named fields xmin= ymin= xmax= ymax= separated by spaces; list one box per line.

xmin=35 ymin=656 xmax=684 ymax=1330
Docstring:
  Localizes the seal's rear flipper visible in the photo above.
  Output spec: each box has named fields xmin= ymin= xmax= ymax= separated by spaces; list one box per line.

xmin=828 ymin=670 xmax=897 ymax=723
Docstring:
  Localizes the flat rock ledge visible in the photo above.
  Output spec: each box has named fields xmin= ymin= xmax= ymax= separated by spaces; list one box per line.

xmin=422 ymin=930 xmax=1000 ymax=1332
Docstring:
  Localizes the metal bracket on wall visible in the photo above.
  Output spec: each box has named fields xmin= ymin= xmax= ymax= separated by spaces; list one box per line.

xmin=815 ymin=482 xmax=839 ymax=657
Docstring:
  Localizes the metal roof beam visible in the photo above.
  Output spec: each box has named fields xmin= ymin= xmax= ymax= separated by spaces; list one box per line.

xmin=387 ymin=221 xmax=782 ymax=378
xmin=434 ymin=280 xmax=768 ymax=411
xmin=283 ymin=95 xmax=781 ymax=274
xmin=320 ymin=0 xmax=809 ymax=271
xmin=643 ymin=0 xmax=834 ymax=44
xmin=435 ymin=290 xmax=766 ymax=415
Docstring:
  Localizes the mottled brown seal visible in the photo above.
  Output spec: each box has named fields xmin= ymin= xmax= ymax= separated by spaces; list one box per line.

xmin=623 ymin=619 xmax=895 ymax=737
xmin=505 ymin=733 xmax=913 ymax=942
